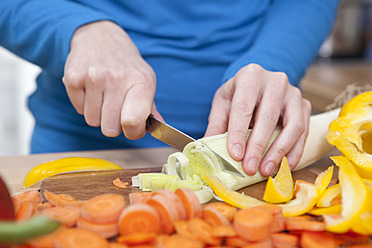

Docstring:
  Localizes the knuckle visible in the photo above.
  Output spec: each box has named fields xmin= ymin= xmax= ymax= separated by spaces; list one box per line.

xmin=292 ymin=122 xmax=305 ymax=136
xmin=63 ymin=71 xmax=85 ymax=89
xmin=121 ymin=115 xmax=142 ymax=129
xmin=250 ymin=141 xmax=266 ymax=155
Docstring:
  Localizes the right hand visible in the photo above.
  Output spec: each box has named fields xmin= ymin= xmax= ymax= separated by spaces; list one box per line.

xmin=63 ymin=21 xmax=160 ymax=140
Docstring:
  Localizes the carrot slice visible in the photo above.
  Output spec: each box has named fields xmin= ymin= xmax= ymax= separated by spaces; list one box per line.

xmin=211 ymin=224 xmax=237 ymax=238
xmin=54 ymin=228 xmax=108 ymax=248
xmin=173 ymin=220 xmax=198 ymax=241
xmin=233 ymin=208 xmax=273 ymax=242
xmin=27 ymin=227 xmax=65 ymax=248
xmin=117 ymin=232 xmax=157 ymax=246
xmin=108 ymin=243 xmax=128 ymax=248
xmin=37 ymin=202 xmax=55 ymax=211
xmin=285 ymin=217 xmax=326 ymax=232
xmin=12 ymin=190 xmax=42 ymax=204
xmin=271 ymin=233 xmax=299 ymax=248
xmin=77 ymin=217 xmax=118 ymax=239
xmin=44 ymin=190 xmax=84 ymax=207
xmin=225 ymin=236 xmax=251 ymax=247
xmin=175 ymin=188 xmax=201 ymax=219
xmin=128 ymin=192 xmax=154 ymax=205
xmin=202 ymin=206 xmax=230 ymax=226
xmin=156 ymin=234 xmax=204 ymax=248
xmin=251 ymin=204 xmax=285 ymax=232
xmin=202 ymin=202 xmax=237 ymax=222
xmin=40 ymin=206 xmax=80 ymax=227
xmin=81 ymin=193 xmax=125 ymax=224
xmin=154 ymin=190 xmax=187 ymax=220
xmin=300 ymin=231 xmax=340 ymax=248
xmin=240 ymin=239 xmax=272 ymax=248
xmin=16 ymin=201 xmax=37 ymax=221
xmin=348 ymin=245 xmax=372 ymax=248
xmin=187 ymin=218 xmax=222 ymax=246
xmin=146 ymin=194 xmax=178 ymax=234
xmin=113 ymin=178 xmax=129 ymax=189
xmin=118 ymin=203 xmax=161 ymax=235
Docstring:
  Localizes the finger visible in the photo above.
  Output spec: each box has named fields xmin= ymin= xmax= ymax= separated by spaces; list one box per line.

xmin=241 ymin=74 xmax=287 ymax=175
xmin=100 ymin=88 xmax=123 ymax=137
xmin=204 ymin=81 xmax=232 ymax=137
xmin=257 ymin=88 xmax=307 ymax=176
xmin=62 ymin=75 xmax=85 ymax=115
xmin=83 ymin=67 xmax=103 ymax=127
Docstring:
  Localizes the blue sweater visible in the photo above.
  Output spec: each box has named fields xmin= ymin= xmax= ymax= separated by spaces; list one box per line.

xmin=0 ymin=0 xmax=338 ymax=153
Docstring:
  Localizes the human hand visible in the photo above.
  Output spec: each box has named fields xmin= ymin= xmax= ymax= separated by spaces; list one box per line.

xmin=63 ymin=21 xmax=160 ymax=140
xmin=205 ymin=64 xmax=311 ymax=177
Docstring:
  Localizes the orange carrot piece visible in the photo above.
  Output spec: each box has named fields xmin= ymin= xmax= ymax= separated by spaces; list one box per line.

xmin=300 ymin=231 xmax=340 ymax=248
xmin=154 ymin=190 xmax=187 ymax=220
xmin=156 ymin=234 xmax=204 ymax=248
xmin=81 ymin=193 xmax=125 ymax=224
xmin=40 ymin=206 xmax=80 ymax=227
xmin=211 ymin=224 xmax=237 ymax=238
xmin=233 ymin=208 xmax=273 ymax=242
xmin=241 ymin=239 xmax=272 ymax=248
xmin=44 ymin=190 xmax=84 ymax=207
xmin=285 ymin=217 xmax=326 ymax=232
xmin=128 ymin=192 xmax=154 ymax=205
xmin=225 ymin=236 xmax=251 ymax=247
xmin=27 ymin=227 xmax=65 ymax=248
xmin=77 ymin=217 xmax=118 ymax=239
xmin=108 ymin=243 xmax=129 ymax=248
xmin=333 ymin=232 xmax=370 ymax=246
xmin=118 ymin=203 xmax=161 ymax=235
xmin=146 ymin=194 xmax=179 ymax=234
xmin=113 ymin=178 xmax=129 ymax=189
xmin=251 ymin=204 xmax=285 ymax=233
xmin=187 ymin=218 xmax=223 ymax=246
xmin=173 ymin=220 xmax=199 ymax=241
xmin=349 ymin=245 xmax=372 ymax=248
xmin=12 ymin=190 xmax=42 ymax=204
xmin=175 ymin=188 xmax=201 ymax=219
xmin=202 ymin=206 xmax=230 ymax=226
xmin=16 ymin=201 xmax=37 ymax=221
xmin=54 ymin=227 xmax=108 ymax=248
xmin=202 ymin=202 xmax=237 ymax=222
xmin=37 ymin=202 xmax=55 ymax=211
xmin=271 ymin=232 xmax=299 ymax=248
xmin=117 ymin=232 xmax=157 ymax=246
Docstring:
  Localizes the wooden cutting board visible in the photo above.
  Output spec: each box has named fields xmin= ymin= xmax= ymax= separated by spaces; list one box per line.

xmin=40 ymin=166 xmax=336 ymax=206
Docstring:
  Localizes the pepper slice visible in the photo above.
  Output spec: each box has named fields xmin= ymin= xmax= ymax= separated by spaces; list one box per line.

xmin=23 ymin=157 xmax=122 ymax=188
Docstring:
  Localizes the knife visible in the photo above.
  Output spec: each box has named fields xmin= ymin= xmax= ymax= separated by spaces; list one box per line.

xmin=146 ymin=115 xmax=245 ymax=177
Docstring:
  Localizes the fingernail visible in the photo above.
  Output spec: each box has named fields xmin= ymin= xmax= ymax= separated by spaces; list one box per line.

xmin=264 ymin=162 xmax=276 ymax=176
xmin=232 ymin=144 xmax=243 ymax=159
xmin=247 ymin=158 xmax=259 ymax=173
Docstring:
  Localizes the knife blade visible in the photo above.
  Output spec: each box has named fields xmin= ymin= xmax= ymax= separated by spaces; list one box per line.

xmin=146 ymin=115 xmax=245 ymax=177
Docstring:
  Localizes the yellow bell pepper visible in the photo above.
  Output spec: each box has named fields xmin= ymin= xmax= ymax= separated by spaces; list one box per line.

xmin=23 ymin=157 xmax=122 ymax=187
xmin=323 ymin=156 xmax=372 ymax=235
xmin=326 ymin=91 xmax=372 ymax=179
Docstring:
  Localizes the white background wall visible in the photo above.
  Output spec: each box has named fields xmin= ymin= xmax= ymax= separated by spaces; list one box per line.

xmin=0 ymin=47 xmax=39 ymax=156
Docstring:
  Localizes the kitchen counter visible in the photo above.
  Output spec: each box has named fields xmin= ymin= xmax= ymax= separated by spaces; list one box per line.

xmin=301 ymin=60 xmax=372 ymax=112
xmin=0 ymin=147 xmax=337 ymax=197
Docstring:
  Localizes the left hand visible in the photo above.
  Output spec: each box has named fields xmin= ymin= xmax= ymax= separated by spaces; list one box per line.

xmin=205 ymin=64 xmax=311 ymax=177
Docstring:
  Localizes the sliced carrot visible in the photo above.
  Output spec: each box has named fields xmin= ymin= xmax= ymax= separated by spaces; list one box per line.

xmin=40 ymin=206 xmax=80 ymax=227
xmin=118 ymin=203 xmax=161 ymax=235
xmin=348 ymin=245 xmax=372 ymax=248
xmin=128 ymin=192 xmax=154 ymax=205
xmin=300 ymin=231 xmax=340 ymax=248
xmin=202 ymin=202 xmax=237 ymax=222
xmin=44 ymin=190 xmax=84 ymax=207
xmin=233 ymin=208 xmax=273 ymax=242
xmin=37 ymin=202 xmax=55 ymax=211
xmin=81 ymin=193 xmax=125 ymax=224
xmin=113 ymin=178 xmax=129 ymax=189
xmin=117 ymin=232 xmax=157 ymax=246
xmin=54 ymin=227 xmax=108 ymax=248
xmin=173 ymin=220 xmax=199 ymax=241
xmin=271 ymin=232 xmax=299 ymax=248
xmin=187 ymin=218 xmax=222 ymax=246
xmin=333 ymin=232 xmax=370 ymax=246
xmin=12 ymin=190 xmax=42 ymax=204
xmin=154 ymin=190 xmax=187 ymax=220
xmin=211 ymin=224 xmax=237 ymax=238
xmin=241 ymin=238 xmax=272 ymax=248
xmin=175 ymin=188 xmax=201 ymax=219
xmin=285 ymin=217 xmax=326 ymax=232
xmin=16 ymin=201 xmax=37 ymax=221
xmin=225 ymin=236 xmax=251 ymax=247
xmin=202 ymin=206 xmax=230 ymax=226
xmin=146 ymin=194 xmax=178 ymax=234
xmin=77 ymin=217 xmax=118 ymax=239
xmin=27 ymin=227 xmax=65 ymax=248
xmin=156 ymin=234 xmax=204 ymax=248
xmin=108 ymin=243 xmax=128 ymax=248
xmin=251 ymin=204 xmax=285 ymax=233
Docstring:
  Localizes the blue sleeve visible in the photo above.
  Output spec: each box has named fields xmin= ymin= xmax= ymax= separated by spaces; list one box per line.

xmin=222 ymin=0 xmax=339 ymax=87
xmin=0 ymin=0 xmax=115 ymax=77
